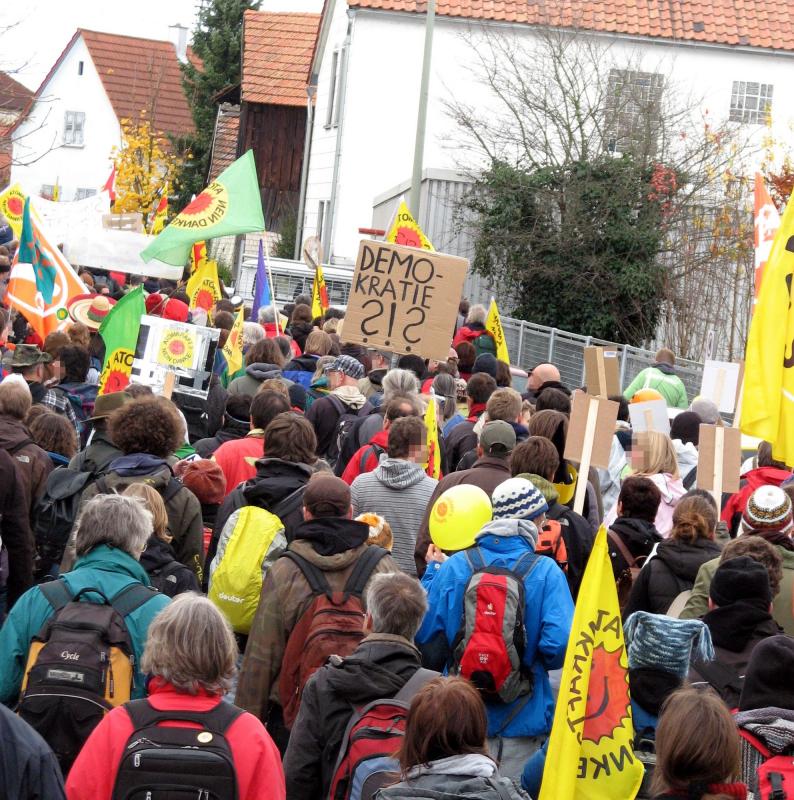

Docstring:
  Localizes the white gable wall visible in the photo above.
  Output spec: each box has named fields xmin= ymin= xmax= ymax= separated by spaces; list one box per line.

xmin=306 ymin=8 xmax=794 ymax=266
xmin=11 ymin=35 xmax=121 ymax=202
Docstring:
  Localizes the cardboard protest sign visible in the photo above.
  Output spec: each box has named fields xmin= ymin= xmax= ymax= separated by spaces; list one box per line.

xmin=628 ymin=399 xmax=670 ymax=435
xmin=700 ymin=359 xmax=743 ymax=414
xmin=343 ymin=240 xmax=468 ymax=361
xmin=584 ymin=347 xmax=621 ymax=398
xmin=697 ymin=424 xmax=742 ymax=497
xmin=564 ymin=392 xmax=619 ymax=515
xmin=130 ymin=315 xmax=219 ymax=399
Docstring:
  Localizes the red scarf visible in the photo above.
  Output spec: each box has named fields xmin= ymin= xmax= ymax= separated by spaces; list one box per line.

xmin=467 ymin=402 xmax=487 ymax=422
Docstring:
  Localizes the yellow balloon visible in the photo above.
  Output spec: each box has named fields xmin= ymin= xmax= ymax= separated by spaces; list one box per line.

xmin=429 ymin=484 xmax=492 ymax=552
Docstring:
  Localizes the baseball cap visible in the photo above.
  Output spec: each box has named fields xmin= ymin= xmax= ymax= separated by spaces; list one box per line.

xmin=479 ymin=420 xmax=516 ymax=456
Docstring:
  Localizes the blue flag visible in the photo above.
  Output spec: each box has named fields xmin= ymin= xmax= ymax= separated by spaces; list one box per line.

xmin=251 ymin=239 xmax=272 ymax=320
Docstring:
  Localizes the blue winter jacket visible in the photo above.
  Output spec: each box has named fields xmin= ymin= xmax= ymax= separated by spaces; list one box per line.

xmin=0 ymin=545 xmax=170 ymax=706
xmin=416 ymin=518 xmax=574 ymax=738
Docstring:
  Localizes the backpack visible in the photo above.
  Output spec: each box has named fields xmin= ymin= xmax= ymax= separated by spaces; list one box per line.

xmin=473 ymin=331 xmax=497 ymax=359
xmin=277 ymin=545 xmax=389 ymax=729
xmin=173 ymin=391 xmax=209 ymax=444
xmin=18 ymin=579 xmax=158 ymax=773
xmin=208 ymin=505 xmax=289 ymax=634
xmin=606 ymin=529 xmax=646 ymax=611
xmin=634 ymin=732 xmax=657 ymax=800
xmin=95 ymin=474 xmax=183 ymax=504
xmin=535 ymin=520 xmax=568 ymax=573
xmin=450 ymin=547 xmax=540 ymax=704
xmin=329 ymin=668 xmax=438 ymax=800
xmin=111 ymin=698 xmax=243 ymax=800
xmin=691 ymin=659 xmax=744 ymax=708
xmin=739 ymin=727 xmax=794 ymax=800
xmin=327 ymin=395 xmax=374 ymax=468
xmin=359 ymin=443 xmax=386 ymax=473
xmin=31 ymin=467 xmax=94 ymax=582
xmin=147 ymin=559 xmax=191 ymax=598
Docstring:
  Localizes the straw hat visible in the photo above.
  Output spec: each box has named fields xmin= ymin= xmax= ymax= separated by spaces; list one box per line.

xmin=67 ymin=293 xmax=116 ymax=331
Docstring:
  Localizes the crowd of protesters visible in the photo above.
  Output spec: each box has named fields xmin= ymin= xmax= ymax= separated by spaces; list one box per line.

xmin=0 ymin=255 xmax=791 ymax=800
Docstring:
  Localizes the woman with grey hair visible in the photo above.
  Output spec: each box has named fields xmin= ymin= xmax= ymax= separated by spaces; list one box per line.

xmin=66 ymin=594 xmax=286 ymax=800
xmin=242 ymin=320 xmax=265 ymax=351
xmin=355 ymin=368 xmax=423 ymax=447
xmin=0 ymin=494 xmax=171 ymax=709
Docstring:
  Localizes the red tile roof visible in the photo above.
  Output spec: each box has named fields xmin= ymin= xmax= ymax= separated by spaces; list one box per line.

xmin=349 ymin=1 xmax=794 ymax=52
xmin=80 ymin=30 xmax=194 ymax=136
xmin=0 ymin=72 xmax=33 ymax=114
xmin=209 ymin=103 xmax=240 ymax=181
xmin=242 ymin=11 xmax=320 ymax=106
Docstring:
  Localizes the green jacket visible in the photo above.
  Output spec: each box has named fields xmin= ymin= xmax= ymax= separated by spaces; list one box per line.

xmin=0 ymin=545 xmax=170 ymax=705
xmin=680 ymin=546 xmax=794 ymax=635
xmin=624 ymin=365 xmax=688 ymax=409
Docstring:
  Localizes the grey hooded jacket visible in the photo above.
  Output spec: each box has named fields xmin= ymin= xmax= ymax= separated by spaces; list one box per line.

xmin=351 ymin=457 xmax=438 ymax=575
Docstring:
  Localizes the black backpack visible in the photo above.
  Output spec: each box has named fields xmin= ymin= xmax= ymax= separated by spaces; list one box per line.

xmin=147 ymin=560 xmax=191 ymax=597
xmin=327 ymin=395 xmax=374 ymax=469
xmin=111 ymin=698 xmax=243 ymax=800
xmin=31 ymin=467 xmax=94 ymax=581
xmin=18 ymin=580 xmax=158 ymax=774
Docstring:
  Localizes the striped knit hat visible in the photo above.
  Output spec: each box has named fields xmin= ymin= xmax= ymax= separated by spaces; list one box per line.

xmin=624 ymin=612 xmax=714 ymax=679
xmin=742 ymin=485 xmax=794 ymax=536
xmin=491 ymin=477 xmax=548 ymax=522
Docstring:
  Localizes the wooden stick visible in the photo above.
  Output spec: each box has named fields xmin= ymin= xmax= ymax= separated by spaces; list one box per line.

xmin=162 ymin=371 xmax=176 ymax=399
xmin=733 ymin=361 xmax=745 ymax=429
xmin=644 ymin=409 xmax=654 ymax=432
xmin=714 ymin=368 xmax=726 ymax=408
xmin=596 ymin=349 xmax=607 ymax=398
xmin=713 ymin=426 xmax=725 ymax=509
xmin=573 ymin=397 xmax=598 ymax=516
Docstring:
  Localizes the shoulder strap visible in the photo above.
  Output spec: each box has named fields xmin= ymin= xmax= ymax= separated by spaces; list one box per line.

xmin=270 ymin=485 xmax=305 ymax=521
xmin=125 ymin=698 xmax=244 ymax=734
xmin=343 ymin=545 xmax=388 ymax=597
xmin=359 ymin=443 xmax=382 ymax=472
xmin=512 ymin=551 xmax=541 ymax=580
xmin=95 ymin=475 xmax=109 ymax=494
xmin=111 ymin=582 xmax=160 ymax=616
xmin=393 ymin=667 xmax=438 ymax=704
xmin=7 ymin=437 xmax=33 ymax=455
xmin=464 ymin=546 xmax=485 ymax=572
xmin=693 ymin=659 xmax=744 ymax=698
xmin=607 ymin=529 xmax=638 ymax=569
xmin=356 ymin=401 xmax=373 ymax=418
xmin=39 ymin=578 xmax=73 ymax=611
xmin=282 ymin=550 xmax=333 ymax=597
xmin=327 ymin=394 xmax=347 ymax=416
xmin=162 ymin=477 xmax=182 ymax=503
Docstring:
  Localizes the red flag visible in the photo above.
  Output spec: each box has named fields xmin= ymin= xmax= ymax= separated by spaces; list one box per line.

xmin=754 ymin=172 xmax=781 ymax=302
xmin=103 ymin=165 xmax=116 ymax=203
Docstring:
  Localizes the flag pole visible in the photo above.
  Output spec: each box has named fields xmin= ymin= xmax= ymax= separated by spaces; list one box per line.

xmin=263 ymin=233 xmax=280 ymax=335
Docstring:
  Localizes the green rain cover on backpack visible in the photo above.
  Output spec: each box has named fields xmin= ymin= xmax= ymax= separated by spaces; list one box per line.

xmin=208 ymin=506 xmax=287 ymax=633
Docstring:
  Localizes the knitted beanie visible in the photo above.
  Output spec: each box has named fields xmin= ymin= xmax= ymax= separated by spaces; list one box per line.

xmin=624 ymin=611 xmax=714 ymax=679
xmin=739 ymin=635 xmax=794 ymax=711
xmin=173 ymin=458 xmax=225 ymax=505
xmin=742 ymin=485 xmax=794 ymax=536
xmin=491 ymin=477 xmax=549 ymax=522
xmin=355 ymin=512 xmax=393 ymax=552
xmin=709 ymin=556 xmax=772 ymax=610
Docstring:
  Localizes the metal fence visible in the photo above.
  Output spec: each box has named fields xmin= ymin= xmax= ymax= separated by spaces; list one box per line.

xmin=501 ymin=317 xmax=706 ymax=400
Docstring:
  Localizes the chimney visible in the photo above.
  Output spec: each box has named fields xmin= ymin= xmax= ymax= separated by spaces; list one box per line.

xmin=168 ymin=23 xmax=188 ymax=63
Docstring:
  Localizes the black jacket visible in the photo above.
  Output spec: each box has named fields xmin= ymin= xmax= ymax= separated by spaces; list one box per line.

xmin=205 ymin=458 xmax=313 ymax=589
xmin=443 ymin=419 xmax=477 ymax=472
xmin=547 ymin=500 xmax=595 ymax=601
xmin=607 ymin=517 xmax=663 ymax=579
xmin=0 ymin=448 xmax=33 ymax=608
xmin=140 ymin=535 xmax=201 ymax=597
xmin=282 ymin=634 xmax=423 ymax=800
xmin=193 ymin=415 xmax=250 ymax=458
xmin=0 ymin=701 xmax=65 ymax=799
xmin=624 ymin=537 xmax=722 ymax=616
xmin=456 ymin=422 xmax=530 ymax=472
xmin=288 ymin=321 xmax=314 ymax=354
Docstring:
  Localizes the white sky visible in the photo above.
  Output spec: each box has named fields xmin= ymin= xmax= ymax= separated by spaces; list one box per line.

xmin=0 ymin=0 xmax=201 ymax=90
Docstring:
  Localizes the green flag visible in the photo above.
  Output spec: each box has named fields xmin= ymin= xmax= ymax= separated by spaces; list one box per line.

xmin=98 ymin=286 xmax=145 ymax=395
xmin=140 ymin=150 xmax=264 ymax=265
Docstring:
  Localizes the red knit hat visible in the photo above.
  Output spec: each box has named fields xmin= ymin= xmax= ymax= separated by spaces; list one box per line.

xmin=174 ymin=459 xmax=225 ymax=505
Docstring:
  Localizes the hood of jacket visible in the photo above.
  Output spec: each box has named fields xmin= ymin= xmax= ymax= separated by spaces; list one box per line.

xmin=515 ymin=472 xmax=560 ymax=504
xmin=245 ymin=362 xmax=283 ymax=381
xmin=653 ymin=362 xmax=677 ymax=375
xmin=646 ymin=471 xmax=687 ymax=505
xmin=323 ymin=634 xmax=421 ymax=704
xmin=331 ymin=385 xmax=368 ymax=409
xmin=0 ymin=413 xmax=32 ymax=451
xmin=140 ymin=535 xmax=179 ymax=573
xmin=655 ymin=537 xmax=722 ymax=583
xmin=108 ymin=454 xmax=172 ymax=478
xmin=609 ymin=517 xmax=663 ymax=552
xmin=374 ymin=458 xmax=428 ymax=489
xmin=703 ymin=602 xmax=781 ymax=652
xmin=292 ymin=516 xmax=370 ymax=556
xmin=285 ymin=354 xmax=318 ymax=372
xmin=673 ymin=439 xmax=698 ymax=473
xmin=72 ymin=542 xmax=152 ymax=586
xmin=242 ymin=458 xmax=313 ymax=510
xmin=476 ymin=517 xmax=538 ymax=547
xmin=744 ymin=465 xmax=793 ymax=488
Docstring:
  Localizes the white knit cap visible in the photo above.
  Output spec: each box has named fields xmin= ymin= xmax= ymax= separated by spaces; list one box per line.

xmin=491 ymin=477 xmax=548 ymax=521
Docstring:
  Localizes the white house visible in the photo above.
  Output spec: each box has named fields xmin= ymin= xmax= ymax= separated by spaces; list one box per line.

xmin=10 ymin=26 xmax=194 ymax=203
xmin=299 ymin=0 xmax=794 ymax=272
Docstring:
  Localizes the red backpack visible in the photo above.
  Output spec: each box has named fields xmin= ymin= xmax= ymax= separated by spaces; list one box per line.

xmin=450 ymin=547 xmax=540 ymax=704
xmin=329 ymin=667 xmax=438 ymax=800
xmin=535 ymin=520 xmax=568 ymax=572
xmin=739 ymin=727 xmax=794 ymax=800
xmin=277 ymin=546 xmax=388 ymax=729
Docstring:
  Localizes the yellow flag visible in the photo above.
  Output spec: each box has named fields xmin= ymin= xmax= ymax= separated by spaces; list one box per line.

xmin=150 ymin=187 xmax=169 ymax=235
xmin=485 ymin=297 xmax=510 ymax=364
xmin=424 ymin=395 xmax=441 ymax=479
xmin=311 ymin=263 xmax=329 ymax=320
xmin=539 ymin=527 xmax=643 ymax=800
xmin=385 ymin=199 xmax=434 ymax=250
xmin=221 ymin=307 xmax=244 ymax=377
xmin=742 ymin=189 xmax=794 ymax=466
xmin=186 ymin=258 xmax=222 ymax=311
xmin=0 ymin=183 xmax=26 ymax=239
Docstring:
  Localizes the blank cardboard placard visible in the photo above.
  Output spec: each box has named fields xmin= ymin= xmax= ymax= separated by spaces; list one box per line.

xmin=343 ymin=240 xmax=469 ymax=362
xmin=628 ymin=399 xmax=670 ymax=435
xmin=700 ymin=360 xmax=742 ymax=414
xmin=697 ymin=424 xmax=741 ymax=495
xmin=564 ymin=392 xmax=619 ymax=471
xmin=584 ymin=347 xmax=621 ymax=397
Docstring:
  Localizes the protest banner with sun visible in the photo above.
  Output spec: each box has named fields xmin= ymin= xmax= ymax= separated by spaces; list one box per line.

xmin=385 ymin=200 xmax=434 ymax=251
xmin=0 ymin=184 xmax=26 ymax=239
